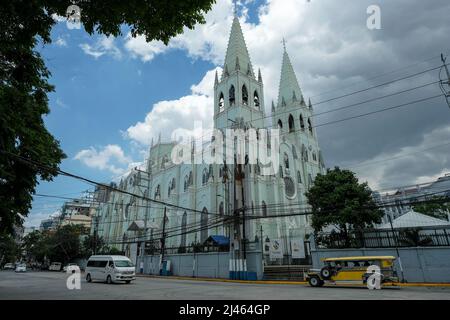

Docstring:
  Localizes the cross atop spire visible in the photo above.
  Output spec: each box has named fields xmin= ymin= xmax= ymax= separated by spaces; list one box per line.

xmin=282 ymin=37 xmax=287 ymax=52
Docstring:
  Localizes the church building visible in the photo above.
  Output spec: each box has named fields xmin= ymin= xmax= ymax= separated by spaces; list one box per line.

xmin=95 ymin=14 xmax=326 ymax=268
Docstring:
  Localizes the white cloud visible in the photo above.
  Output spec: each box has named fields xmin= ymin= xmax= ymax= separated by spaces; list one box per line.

xmin=24 ymin=210 xmax=61 ymax=228
xmin=121 ymin=0 xmax=450 ymax=189
xmin=80 ymin=36 xmax=122 ymax=59
xmin=74 ymin=144 xmax=132 ymax=175
xmin=55 ymin=98 xmax=69 ymax=109
xmin=55 ymin=37 xmax=67 ymax=47
xmin=124 ymin=34 xmax=168 ymax=62
xmin=125 ymin=68 xmax=220 ymax=145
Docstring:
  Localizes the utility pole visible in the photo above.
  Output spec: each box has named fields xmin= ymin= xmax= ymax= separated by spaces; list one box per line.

xmin=440 ymin=53 xmax=450 ymax=108
xmin=159 ymin=207 xmax=167 ymax=276
xmin=93 ymin=215 xmax=99 ymax=255
xmin=388 ymin=215 xmax=405 ymax=283
xmin=235 ymin=160 xmax=247 ymax=280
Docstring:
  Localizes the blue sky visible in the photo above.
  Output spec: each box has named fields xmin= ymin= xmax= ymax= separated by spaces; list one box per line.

xmin=28 ymin=0 xmax=450 ymax=227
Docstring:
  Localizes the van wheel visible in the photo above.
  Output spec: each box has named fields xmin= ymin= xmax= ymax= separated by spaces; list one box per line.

xmin=309 ymin=276 xmax=323 ymax=287
xmin=86 ymin=274 xmax=92 ymax=283
xmin=106 ymin=275 xmax=113 ymax=284
xmin=125 ymin=280 xmax=131 ymax=284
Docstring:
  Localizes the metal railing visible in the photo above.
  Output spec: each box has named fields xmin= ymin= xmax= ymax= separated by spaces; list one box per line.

xmin=315 ymin=227 xmax=450 ymax=249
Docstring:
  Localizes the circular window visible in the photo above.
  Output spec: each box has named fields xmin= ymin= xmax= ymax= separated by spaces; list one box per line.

xmin=284 ymin=177 xmax=296 ymax=199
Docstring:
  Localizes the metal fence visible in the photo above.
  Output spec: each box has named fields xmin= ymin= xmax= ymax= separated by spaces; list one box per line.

xmin=315 ymin=227 xmax=450 ymax=249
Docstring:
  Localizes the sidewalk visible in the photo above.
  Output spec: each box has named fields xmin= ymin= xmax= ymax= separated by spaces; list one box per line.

xmin=136 ymin=274 xmax=450 ymax=287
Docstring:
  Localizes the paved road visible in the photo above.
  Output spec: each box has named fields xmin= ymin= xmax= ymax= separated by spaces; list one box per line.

xmin=1 ymin=271 xmax=450 ymax=300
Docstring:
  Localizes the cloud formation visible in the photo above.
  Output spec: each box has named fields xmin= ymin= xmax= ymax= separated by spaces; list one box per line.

xmin=80 ymin=36 xmax=122 ymax=59
xmin=78 ymin=0 xmax=450 ymax=190
xmin=74 ymin=144 xmax=132 ymax=175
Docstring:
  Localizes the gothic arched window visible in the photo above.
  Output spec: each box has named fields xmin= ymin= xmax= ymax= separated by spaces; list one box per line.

xmin=219 ymin=202 xmax=224 ymax=215
xmin=154 ymin=185 xmax=161 ymax=199
xmin=308 ymin=118 xmax=313 ymax=135
xmin=284 ymin=152 xmax=289 ymax=169
xmin=181 ymin=212 xmax=187 ymax=248
xmin=242 ymin=84 xmax=248 ymax=105
xmin=218 ymin=92 xmax=225 ymax=112
xmin=229 ymin=85 xmax=235 ymax=105
xmin=297 ymin=171 xmax=302 ymax=183
xmin=277 ymin=119 xmax=283 ymax=129
xmin=201 ymin=207 xmax=208 ymax=242
xmin=300 ymin=114 xmax=305 ymax=131
xmin=288 ymin=114 xmax=295 ymax=132
xmin=184 ymin=175 xmax=189 ymax=192
xmin=253 ymin=91 xmax=260 ymax=108
xmin=202 ymin=168 xmax=208 ymax=185
xmin=292 ymin=145 xmax=298 ymax=159
xmin=262 ymin=201 xmax=267 ymax=217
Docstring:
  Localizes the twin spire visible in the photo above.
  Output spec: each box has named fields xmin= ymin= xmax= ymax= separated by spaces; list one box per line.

xmin=277 ymin=45 xmax=304 ymax=108
xmin=221 ymin=13 xmax=308 ymax=110
xmin=223 ymin=15 xmax=254 ymax=78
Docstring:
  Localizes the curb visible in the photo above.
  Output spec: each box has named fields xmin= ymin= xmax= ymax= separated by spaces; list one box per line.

xmin=136 ymin=275 xmax=450 ymax=287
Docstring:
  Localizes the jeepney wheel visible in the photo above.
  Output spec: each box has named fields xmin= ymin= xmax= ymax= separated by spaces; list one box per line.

xmin=320 ymin=266 xmax=332 ymax=280
xmin=309 ymin=276 xmax=324 ymax=287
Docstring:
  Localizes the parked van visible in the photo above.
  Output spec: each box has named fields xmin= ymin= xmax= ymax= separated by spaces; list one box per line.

xmin=49 ymin=262 xmax=62 ymax=271
xmin=85 ymin=255 xmax=135 ymax=284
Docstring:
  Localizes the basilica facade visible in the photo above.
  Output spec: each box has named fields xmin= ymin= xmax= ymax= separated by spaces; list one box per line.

xmin=95 ymin=16 xmax=326 ymax=262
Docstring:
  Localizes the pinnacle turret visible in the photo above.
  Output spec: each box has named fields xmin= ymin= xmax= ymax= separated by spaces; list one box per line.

xmin=223 ymin=16 xmax=254 ymax=77
xmin=277 ymin=44 xmax=303 ymax=108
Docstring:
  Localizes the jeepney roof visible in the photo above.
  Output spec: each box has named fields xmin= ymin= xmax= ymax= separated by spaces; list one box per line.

xmin=321 ymin=256 xmax=396 ymax=262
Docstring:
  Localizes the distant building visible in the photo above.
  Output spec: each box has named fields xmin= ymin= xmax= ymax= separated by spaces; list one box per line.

xmin=374 ymin=173 xmax=450 ymax=224
xmin=60 ymin=214 xmax=92 ymax=230
xmin=39 ymin=218 xmax=59 ymax=231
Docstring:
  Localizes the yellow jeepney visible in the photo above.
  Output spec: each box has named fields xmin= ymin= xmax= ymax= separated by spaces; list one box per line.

xmin=306 ymin=256 xmax=399 ymax=288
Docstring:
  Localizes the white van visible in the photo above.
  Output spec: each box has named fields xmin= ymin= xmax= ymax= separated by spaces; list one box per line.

xmin=85 ymin=255 xmax=136 ymax=284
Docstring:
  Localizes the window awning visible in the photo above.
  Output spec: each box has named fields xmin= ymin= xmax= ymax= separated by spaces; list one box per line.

xmin=204 ymin=235 xmax=230 ymax=246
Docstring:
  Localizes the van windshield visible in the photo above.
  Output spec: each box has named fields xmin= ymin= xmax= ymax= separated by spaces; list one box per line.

xmin=114 ymin=260 xmax=134 ymax=267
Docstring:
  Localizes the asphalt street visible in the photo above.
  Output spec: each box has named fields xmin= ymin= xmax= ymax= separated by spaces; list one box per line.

xmin=1 ymin=271 xmax=450 ymax=300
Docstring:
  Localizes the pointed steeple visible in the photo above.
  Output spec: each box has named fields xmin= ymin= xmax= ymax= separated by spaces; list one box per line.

xmin=223 ymin=15 xmax=254 ymax=76
xmin=277 ymin=43 xmax=303 ymax=108
xmin=214 ymin=70 xmax=219 ymax=87
xmin=271 ymin=100 xmax=275 ymax=113
xmin=308 ymin=98 xmax=313 ymax=110
xmin=258 ymin=68 xmax=263 ymax=83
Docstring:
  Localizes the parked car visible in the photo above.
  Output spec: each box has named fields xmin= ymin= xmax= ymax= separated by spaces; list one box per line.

xmin=15 ymin=264 xmax=27 ymax=273
xmin=63 ymin=263 xmax=79 ymax=273
xmin=49 ymin=262 xmax=62 ymax=271
xmin=85 ymin=255 xmax=135 ymax=284
xmin=3 ymin=263 xmax=15 ymax=270
xmin=306 ymin=256 xmax=399 ymax=288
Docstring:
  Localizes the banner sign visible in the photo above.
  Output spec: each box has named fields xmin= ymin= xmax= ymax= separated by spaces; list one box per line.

xmin=291 ymin=239 xmax=305 ymax=259
xmin=269 ymin=239 xmax=283 ymax=259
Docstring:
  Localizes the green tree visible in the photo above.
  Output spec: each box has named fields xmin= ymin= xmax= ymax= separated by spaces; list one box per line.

xmin=47 ymin=225 xmax=84 ymax=263
xmin=0 ymin=232 xmax=20 ymax=265
xmin=0 ymin=0 xmax=216 ymax=235
xmin=413 ymin=196 xmax=450 ymax=221
xmin=22 ymin=230 xmax=52 ymax=262
xmin=81 ymin=234 xmax=106 ymax=257
xmin=305 ymin=167 xmax=384 ymax=246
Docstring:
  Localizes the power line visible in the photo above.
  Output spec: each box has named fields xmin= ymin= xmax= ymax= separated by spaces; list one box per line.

xmin=309 ymin=52 xmax=448 ymax=99
xmin=0 ymin=149 xmax=220 ymax=216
